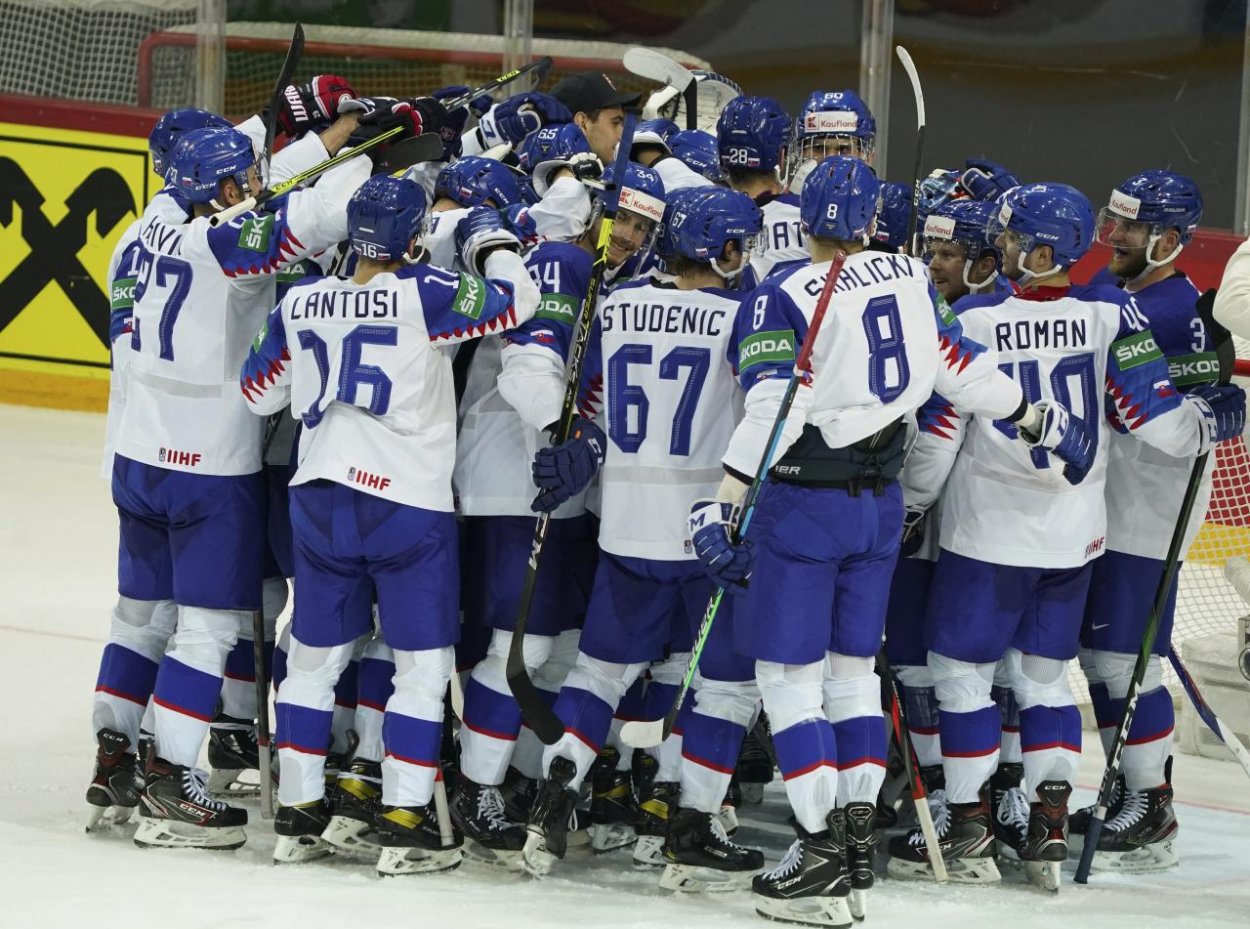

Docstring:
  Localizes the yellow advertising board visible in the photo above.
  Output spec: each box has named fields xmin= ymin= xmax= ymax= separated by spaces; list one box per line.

xmin=0 ymin=121 xmax=151 ymax=409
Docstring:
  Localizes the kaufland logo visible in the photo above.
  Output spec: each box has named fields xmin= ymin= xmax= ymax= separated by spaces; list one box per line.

xmin=1109 ymin=190 xmax=1141 ymax=220
xmin=805 ymin=111 xmax=859 ymax=134
xmin=924 ymin=215 xmax=956 ymax=240
xmin=619 ymin=188 xmax=665 ymax=223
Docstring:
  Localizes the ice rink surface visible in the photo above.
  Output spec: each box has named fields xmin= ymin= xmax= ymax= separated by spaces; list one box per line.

xmin=2 ymin=403 xmax=1247 ymax=929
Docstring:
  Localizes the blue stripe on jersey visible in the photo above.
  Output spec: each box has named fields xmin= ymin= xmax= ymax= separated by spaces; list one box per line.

xmin=240 ymin=308 xmax=290 ymax=404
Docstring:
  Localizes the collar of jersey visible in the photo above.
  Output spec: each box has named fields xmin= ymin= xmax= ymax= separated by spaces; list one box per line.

xmin=1014 ymin=285 xmax=1072 ymax=302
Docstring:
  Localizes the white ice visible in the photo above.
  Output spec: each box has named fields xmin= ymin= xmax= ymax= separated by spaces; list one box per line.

xmin=2 ymin=403 xmax=1248 ymax=928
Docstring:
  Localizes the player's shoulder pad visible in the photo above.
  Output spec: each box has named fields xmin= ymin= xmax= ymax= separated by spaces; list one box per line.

xmin=527 ymin=239 xmax=593 ymax=274
xmin=952 ymin=288 xmax=1014 ymax=315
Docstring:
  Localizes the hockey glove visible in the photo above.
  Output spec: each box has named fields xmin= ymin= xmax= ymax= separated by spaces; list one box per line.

xmin=565 ymin=151 xmax=604 ymax=185
xmin=490 ymin=92 xmax=573 ymax=145
xmin=431 ymin=84 xmax=494 ymax=120
xmin=275 ymin=74 xmax=358 ymax=138
xmin=455 ymin=206 xmax=522 ymax=276
xmin=502 ymin=204 xmax=539 ymax=249
xmin=344 ymin=96 xmax=447 ymax=144
xmin=531 ymin=417 xmax=607 ymax=513
xmin=900 ymin=505 xmax=928 ymax=558
xmin=1185 ymin=384 xmax=1247 ymax=450
xmin=688 ymin=500 xmax=752 ymax=589
xmin=1022 ymin=399 xmax=1095 ymax=485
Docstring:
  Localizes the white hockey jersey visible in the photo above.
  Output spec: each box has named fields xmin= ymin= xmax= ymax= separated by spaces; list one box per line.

xmin=579 ymin=279 xmax=743 ymax=560
xmin=746 ymin=192 xmax=807 ymax=288
xmin=424 ymin=205 xmax=470 ymax=271
xmin=909 ymin=283 xmax=1207 ymax=569
xmin=241 ymin=251 xmax=540 ymax=512
xmin=115 ymin=144 xmax=369 ymax=477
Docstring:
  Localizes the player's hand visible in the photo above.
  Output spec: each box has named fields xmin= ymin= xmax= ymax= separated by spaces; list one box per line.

xmin=531 ymin=417 xmax=606 ymax=512
xmin=432 ymin=84 xmax=494 ymax=120
xmin=1022 ymin=399 xmax=1094 ymax=485
xmin=1186 ymin=384 xmax=1247 ymax=449
xmin=490 ymin=92 xmax=572 ymax=145
xmin=900 ymin=505 xmax=927 ymax=558
xmin=455 ymin=207 xmax=522 ymax=275
xmin=344 ymin=96 xmax=446 ymax=143
xmin=565 ymin=151 xmax=604 ymax=185
xmin=276 ymin=74 xmax=358 ymax=138
xmin=688 ymin=500 xmax=752 ymax=589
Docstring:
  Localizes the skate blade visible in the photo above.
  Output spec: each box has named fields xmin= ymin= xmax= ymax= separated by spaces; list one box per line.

xmin=849 ymin=888 xmax=867 ymax=921
xmin=717 ymin=804 xmax=740 ymax=836
xmin=461 ymin=840 xmax=525 ymax=871
xmin=741 ymin=783 xmax=766 ymax=805
xmin=521 ymin=830 xmax=560 ymax=877
xmin=659 ymin=862 xmax=758 ymax=893
xmin=1024 ymin=859 xmax=1062 ymax=893
xmin=377 ymin=845 xmax=462 ymax=876
xmin=886 ymin=855 xmax=1001 ymax=884
xmin=590 ymin=822 xmax=636 ymax=854
xmin=321 ymin=815 xmax=383 ymax=858
xmin=85 ymin=803 xmax=134 ymax=833
xmin=632 ymin=834 xmax=666 ymax=868
xmin=133 ymin=816 xmax=246 ymax=850
xmin=755 ymin=893 xmax=853 ymax=928
xmin=1090 ymin=840 xmax=1178 ymax=874
xmin=274 ymin=833 xmax=333 ymax=864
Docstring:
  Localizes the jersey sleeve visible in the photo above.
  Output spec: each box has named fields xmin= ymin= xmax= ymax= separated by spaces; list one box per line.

xmin=529 ymin=176 xmax=593 ymax=241
xmin=1215 ymin=235 xmax=1250 ymax=343
xmin=1104 ymin=297 xmax=1204 ymax=457
xmin=268 ymin=128 xmax=330 ymax=184
xmin=721 ymin=280 xmax=811 ymax=479
xmin=931 ymin=286 xmax=1026 ymax=420
xmin=409 ymin=250 xmax=541 ymax=347
xmin=901 ymin=392 xmax=966 ymax=510
xmin=108 ymin=238 xmax=142 ymax=352
xmin=239 ymin=306 xmax=292 ymax=415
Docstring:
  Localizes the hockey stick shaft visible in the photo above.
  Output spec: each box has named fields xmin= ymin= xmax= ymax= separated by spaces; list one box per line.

xmin=621 ymin=252 xmax=848 ymax=749
xmin=507 ymin=110 xmax=641 ymax=745
xmin=878 ymin=652 xmax=948 ymax=881
xmin=895 ymin=47 xmax=926 ymax=257
xmin=262 ymin=24 xmax=306 ymax=174
xmin=1167 ymin=647 xmax=1250 ymax=778
xmin=442 ymin=56 xmax=554 ymax=111
xmin=251 ymin=608 xmax=274 ymax=819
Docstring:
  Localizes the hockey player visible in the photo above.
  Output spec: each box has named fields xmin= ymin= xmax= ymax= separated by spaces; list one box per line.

xmin=788 ymin=90 xmax=876 ymax=192
xmin=240 ymin=174 xmax=541 ymax=872
xmin=888 ymin=182 xmax=1244 ymax=891
xmin=424 ymin=155 xmax=525 ymax=269
xmin=452 ymin=162 xmax=666 ymax=866
xmin=94 ymin=97 xmax=439 ymax=851
xmin=716 ymin=95 xmax=804 ymax=287
xmin=549 ymin=71 xmax=641 ymax=166
xmin=1075 ymin=170 xmax=1212 ymax=871
xmin=520 ymin=186 xmax=767 ymax=885
xmin=688 ymin=157 xmax=1063 ymax=926
xmin=922 ymin=199 xmax=1010 ymax=304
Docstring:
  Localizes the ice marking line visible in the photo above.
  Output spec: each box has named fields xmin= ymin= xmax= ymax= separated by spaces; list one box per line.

xmin=0 ymin=624 xmax=102 ymax=644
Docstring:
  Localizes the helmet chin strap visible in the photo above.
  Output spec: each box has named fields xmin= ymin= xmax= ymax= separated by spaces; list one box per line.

xmin=963 ymin=261 xmax=998 ymax=294
xmin=1013 ymin=247 xmax=1064 ymax=288
xmin=1127 ymin=234 xmax=1184 ymax=286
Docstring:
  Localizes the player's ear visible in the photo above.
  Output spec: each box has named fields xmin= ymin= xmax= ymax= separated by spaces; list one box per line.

xmin=1033 ymin=243 xmax=1055 ymax=272
xmin=218 ymin=178 xmax=243 ymax=208
xmin=1156 ymin=228 xmax=1181 ymax=260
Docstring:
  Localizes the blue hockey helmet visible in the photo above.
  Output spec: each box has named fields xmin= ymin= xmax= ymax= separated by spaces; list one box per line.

xmin=923 ymin=198 xmax=1003 ymax=293
xmin=987 ymin=182 xmax=1095 ymax=274
xmin=516 ymin=122 xmax=590 ymax=174
xmin=716 ymin=95 xmax=791 ymax=174
xmin=1096 ymin=169 xmax=1203 ymax=252
xmin=169 ymin=126 xmax=258 ymax=205
xmin=872 ymin=181 xmax=913 ymax=251
xmin=659 ymin=186 xmax=763 ymax=281
xmin=669 ymin=129 xmax=725 ymax=184
xmin=598 ymin=161 xmax=667 ymax=227
xmin=434 ymin=156 xmax=524 ymax=209
xmin=800 ymin=156 xmax=882 ymax=243
xmin=634 ymin=117 xmax=679 ymax=154
xmin=794 ymin=90 xmax=876 ymax=162
xmin=149 ymin=108 xmax=231 ymax=181
xmin=347 ymin=174 xmax=428 ymax=263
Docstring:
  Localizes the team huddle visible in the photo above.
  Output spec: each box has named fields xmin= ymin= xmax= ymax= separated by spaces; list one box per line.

xmin=82 ymin=59 xmax=1247 ymax=928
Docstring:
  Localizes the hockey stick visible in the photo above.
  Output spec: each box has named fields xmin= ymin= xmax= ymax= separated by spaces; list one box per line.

xmin=894 ymin=47 xmax=926 ymax=257
xmin=623 ymin=47 xmax=696 ymax=131
xmin=252 ymin=610 xmax=274 ymax=819
xmin=877 ymin=653 xmax=948 ymax=882
xmin=1167 ymin=647 xmax=1250 ymax=778
xmin=1075 ymin=288 xmax=1234 ymax=883
xmin=442 ymin=56 xmax=554 ymax=112
xmin=621 ymin=252 xmax=849 ymax=750
xmin=506 ymin=108 xmax=642 ymax=745
xmin=261 ymin=23 xmax=306 ymax=180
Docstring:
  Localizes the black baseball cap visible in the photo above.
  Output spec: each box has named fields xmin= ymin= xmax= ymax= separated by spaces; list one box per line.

xmin=550 ymin=71 xmax=641 ymax=115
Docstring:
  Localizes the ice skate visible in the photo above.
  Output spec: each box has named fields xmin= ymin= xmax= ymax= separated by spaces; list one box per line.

xmin=85 ymin=728 xmax=141 ymax=831
xmin=589 ymin=747 xmax=637 ymax=854
xmin=633 ymin=779 xmax=679 ymax=867
xmin=451 ymin=774 xmax=526 ymax=869
xmin=659 ymin=806 xmax=763 ymax=892
xmin=886 ymin=791 xmax=1000 ymax=884
xmin=321 ymin=759 xmax=384 ymax=858
xmin=322 ymin=728 xmax=359 ymax=792
xmin=375 ymin=803 xmax=463 ymax=876
xmin=1018 ymin=780 xmax=1070 ymax=893
xmin=1069 ymin=772 xmax=1124 ymax=848
xmin=133 ymin=754 xmax=247 ymax=850
xmin=206 ymin=715 xmax=271 ymax=796
xmin=753 ymin=810 xmax=852 ymax=928
xmin=273 ymin=798 xmax=334 ymax=863
xmin=522 ymin=756 xmax=579 ymax=877
xmin=1090 ymin=783 xmax=1178 ymax=873
xmin=990 ymin=762 xmax=1030 ymax=866
xmin=718 ymin=777 xmax=741 ymax=838
xmin=842 ymin=802 xmax=875 ymax=920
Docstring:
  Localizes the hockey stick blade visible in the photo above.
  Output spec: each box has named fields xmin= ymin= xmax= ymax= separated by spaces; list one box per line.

xmin=623 ymin=47 xmax=694 ymax=90
xmin=895 ymin=46 xmax=927 ymax=257
xmin=262 ymin=24 xmax=306 ymax=167
xmin=894 ymin=46 xmax=926 ymax=129
xmin=379 ymin=132 xmax=446 ymax=175
xmin=620 ymin=718 xmax=665 ymax=750
xmin=1168 ymin=648 xmax=1250 ymax=778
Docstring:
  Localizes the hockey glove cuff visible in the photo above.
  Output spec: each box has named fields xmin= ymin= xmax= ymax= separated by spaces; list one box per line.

xmin=1022 ymin=399 xmax=1094 ymax=485
xmin=531 ymin=417 xmax=606 ymax=513
xmin=1185 ymin=384 xmax=1247 ymax=451
xmin=900 ymin=504 xmax=928 ymax=558
xmin=456 ymin=207 xmax=522 ymax=276
xmin=276 ymin=74 xmax=359 ymax=138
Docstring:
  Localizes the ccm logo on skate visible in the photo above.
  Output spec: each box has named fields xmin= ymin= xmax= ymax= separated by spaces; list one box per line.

xmin=159 ymin=447 xmax=202 ymax=467
xmin=1085 ymin=536 xmax=1105 ymax=558
xmin=347 ymin=466 xmax=391 ymax=492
